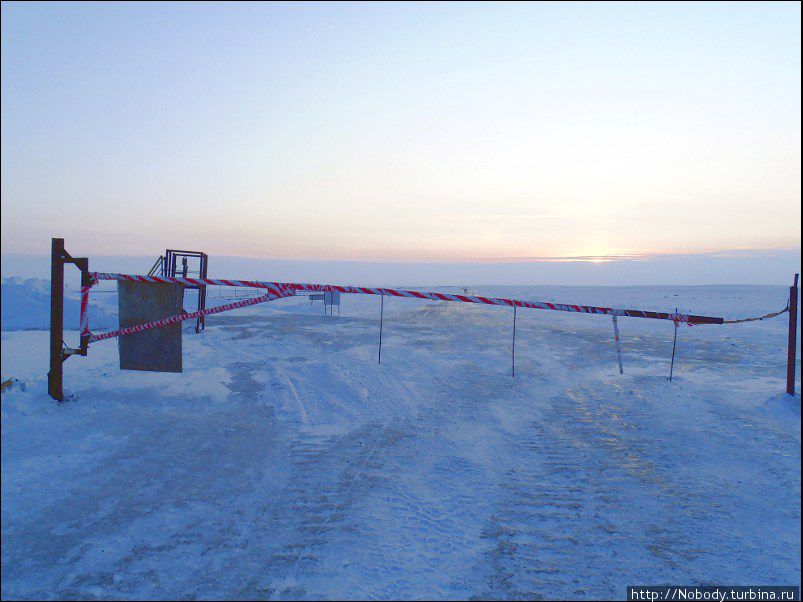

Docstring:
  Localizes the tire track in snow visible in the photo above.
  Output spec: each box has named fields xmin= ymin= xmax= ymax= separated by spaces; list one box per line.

xmin=474 ymin=383 xmax=725 ymax=598
xmin=248 ymin=420 xmax=409 ymax=599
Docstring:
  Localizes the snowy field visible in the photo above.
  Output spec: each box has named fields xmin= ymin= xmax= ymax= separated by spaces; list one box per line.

xmin=2 ymin=282 xmax=801 ymax=600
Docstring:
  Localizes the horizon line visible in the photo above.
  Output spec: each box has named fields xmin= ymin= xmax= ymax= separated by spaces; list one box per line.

xmin=2 ymin=246 xmax=800 ymax=265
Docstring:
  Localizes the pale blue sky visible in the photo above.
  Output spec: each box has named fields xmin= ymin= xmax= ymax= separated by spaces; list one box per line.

xmin=1 ymin=1 xmax=800 ymax=264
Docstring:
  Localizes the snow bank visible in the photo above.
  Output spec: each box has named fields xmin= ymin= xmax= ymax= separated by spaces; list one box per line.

xmin=755 ymin=393 xmax=801 ymax=436
xmin=1 ymin=277 xmax=116 ymax=331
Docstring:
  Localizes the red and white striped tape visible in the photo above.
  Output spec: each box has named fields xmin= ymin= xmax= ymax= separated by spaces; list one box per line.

xmin=80 ymin=284 xmax=91 ymax=337
xmin=90 ymin=272 xmax=286 ymax=292
xmin=276 ymin=281 xmax=708 ymax=323
xmin=89 ymin=287 xmax=294 ymax=342
xmin=82 ymin=271 xmax=722 ymax=342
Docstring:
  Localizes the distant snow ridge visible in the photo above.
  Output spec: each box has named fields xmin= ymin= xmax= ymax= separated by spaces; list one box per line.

xmin=1 ymin=277 xmax=116 ymax=331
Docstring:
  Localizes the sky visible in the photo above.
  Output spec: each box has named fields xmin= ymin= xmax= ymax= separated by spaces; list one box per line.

xmin=1 ymin=1 xmax=800 ymax=281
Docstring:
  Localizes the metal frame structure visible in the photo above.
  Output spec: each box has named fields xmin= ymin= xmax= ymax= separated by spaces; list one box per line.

xmin=162 ymin=249 xmax=208 ymax=332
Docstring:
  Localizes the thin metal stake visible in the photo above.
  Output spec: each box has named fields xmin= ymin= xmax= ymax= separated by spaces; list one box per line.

xmin=612 ymin=315 xmax=623 ymax=375
xmin=512 ymin=306 xmax=517 ymax=377
xmin=669 ymin=307 xmax=679 ymax=381
xmin=378 ymin=292 xmax=384 ymax=364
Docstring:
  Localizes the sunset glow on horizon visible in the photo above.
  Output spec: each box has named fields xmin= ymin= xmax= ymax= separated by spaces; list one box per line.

xmin=1 ymin=2 xmax=800 ymax=265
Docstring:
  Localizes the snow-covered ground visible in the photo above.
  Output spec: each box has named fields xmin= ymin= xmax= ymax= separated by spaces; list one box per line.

xmin=1 ymin=283 xmax=800 ymax=600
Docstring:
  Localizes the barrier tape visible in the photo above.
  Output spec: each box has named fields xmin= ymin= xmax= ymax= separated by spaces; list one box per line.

xmin=80 ymin=285 xmax=91 ymax=337
xmin=722 ymin=305 xmax=789 ymax=324
xmin=88 ymin=287 xmax=294 ymax=342
xmin=91 ymin=272 xmax=285 ymax=291
xmin=84 ymin=272 xmax=724 ymax=339
xmin=272 ymin=281 xmax=721 ymax=325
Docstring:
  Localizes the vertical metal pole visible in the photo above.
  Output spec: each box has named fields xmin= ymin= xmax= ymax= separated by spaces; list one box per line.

xmin=512 ymin=306 xmax=517 ymax=377
xmin=200 ymin=253 xmax=207 ymax=330
xmin=787 ymin=273 xmax=799 ymax=395
xmin=48 ymin=238 xmax=65 ymax=401
xmin=378 ymin=292 xmax=384 ymax=364
xmin=669 ymin=308 xmax=679 ymax=382
xmin=612 ymin=315 xmax=623 ymax=375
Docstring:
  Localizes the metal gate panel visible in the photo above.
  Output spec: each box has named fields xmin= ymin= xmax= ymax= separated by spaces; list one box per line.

xmin=118 ymin=280 xmax=183 ymax=372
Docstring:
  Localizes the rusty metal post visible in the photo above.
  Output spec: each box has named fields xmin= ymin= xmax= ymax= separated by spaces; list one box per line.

xmin=48 ymin=238 xmax=90 ymax=401
xmin=787 ymin=273 xmax=799 ymax=395
xmin=198 ymin=252 xmax=208 ymax=331
xmin=48 ymin=238 xmax=66 ymax=401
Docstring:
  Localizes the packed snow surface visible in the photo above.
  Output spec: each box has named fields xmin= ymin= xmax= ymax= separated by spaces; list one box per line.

xmin=2 ymin=283 xmax=800 ymax=599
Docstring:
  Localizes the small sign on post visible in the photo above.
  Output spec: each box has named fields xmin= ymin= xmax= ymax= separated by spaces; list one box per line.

xmin=324 ymin=290 xmax=341 ymax=315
